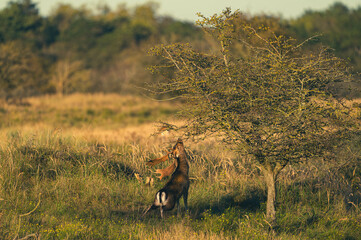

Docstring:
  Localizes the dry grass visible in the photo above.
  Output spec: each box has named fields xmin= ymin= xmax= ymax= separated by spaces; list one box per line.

xmin=0 ymin=94 xmax=360 ymax=239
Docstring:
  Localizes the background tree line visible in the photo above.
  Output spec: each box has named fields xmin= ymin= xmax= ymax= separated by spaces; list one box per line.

xmin=0 ymin=0 xmax=360 ymax=101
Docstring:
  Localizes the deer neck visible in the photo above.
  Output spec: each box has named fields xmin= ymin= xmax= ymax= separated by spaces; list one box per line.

xmin=175 ymin=150 xmax=189 ymax=175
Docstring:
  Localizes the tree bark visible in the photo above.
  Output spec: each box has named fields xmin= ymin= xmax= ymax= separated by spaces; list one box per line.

xmin=262 ymin=165 xmax=277 ymax=225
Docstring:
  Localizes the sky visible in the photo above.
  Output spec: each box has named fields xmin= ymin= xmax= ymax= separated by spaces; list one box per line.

xmin=0 ymin=0 xmax=360 ymax=21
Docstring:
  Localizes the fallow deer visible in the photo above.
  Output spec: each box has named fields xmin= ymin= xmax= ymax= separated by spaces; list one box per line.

xmin=143 ymin=139 xmax=189 ymax=218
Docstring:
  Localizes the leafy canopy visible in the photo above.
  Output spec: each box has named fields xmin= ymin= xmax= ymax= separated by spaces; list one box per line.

xmin=150 ymin=9 xmax=354 ymax=168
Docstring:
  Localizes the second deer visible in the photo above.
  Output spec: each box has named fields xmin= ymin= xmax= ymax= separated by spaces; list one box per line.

xmin=143 ymin=139 xmax=189 ymax=218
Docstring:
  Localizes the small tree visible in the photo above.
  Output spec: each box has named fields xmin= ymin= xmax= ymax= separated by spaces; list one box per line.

xmin=149 ymin=9 xmax=356 ymax=224
xmin=51 ymin=59 xmax=92 ymax=96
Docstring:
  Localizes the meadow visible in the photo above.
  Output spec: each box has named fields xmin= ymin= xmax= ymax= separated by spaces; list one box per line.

xmin=0 ymin=94 xmax=360 ymax=239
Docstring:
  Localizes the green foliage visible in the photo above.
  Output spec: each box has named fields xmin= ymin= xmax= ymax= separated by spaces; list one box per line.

xmin=0 ymin=0 xmax=204 ymax=99
xmin=0 ymin=1 xmax=360 ymax=99
xmin=291 ymin=2 xmax=361 ymax=72
xmin=160 ymin=18 xmax=201 ymax=39
xmin=0 ymin=41 xmax=48 ymax=100
xmin=0 ymin=0 xmax=42 ymax=43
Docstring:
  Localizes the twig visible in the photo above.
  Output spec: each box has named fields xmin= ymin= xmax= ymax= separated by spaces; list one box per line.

xmin=293 ymin=34 xmax=322 ymax=51
xmin=163 ymin=46 xmax=181 ymax=71
xmin=18 ymin=233 xmax=38 ymax=240
xmin=13 ymin=193 xmax=42 ymax=240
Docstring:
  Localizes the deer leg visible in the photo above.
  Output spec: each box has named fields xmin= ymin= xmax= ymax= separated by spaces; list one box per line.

xmin=175 ymin=198 xmax=180 ymax=215
xmin=183 ymin=190 xmax=189 ymax=211
xmin=160 ymin=206 xmax=164 ymax=218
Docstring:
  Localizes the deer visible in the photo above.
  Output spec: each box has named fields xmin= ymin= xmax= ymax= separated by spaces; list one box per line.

xmin=143 ymin=138 xmax=189 ymax=218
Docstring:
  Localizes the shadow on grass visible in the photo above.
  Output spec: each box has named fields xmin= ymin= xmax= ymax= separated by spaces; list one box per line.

xmin=109 ymin=209 xmax=143 ymax=220
xmin=103 ymin=159 xmax=135 ymax=179
xmin=134 ymin=190 xmax=266 ymax=226
xmin=191 ymin=188 xmax=266 ymax=219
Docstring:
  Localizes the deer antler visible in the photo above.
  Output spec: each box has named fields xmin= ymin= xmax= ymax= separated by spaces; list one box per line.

xmin=146 ymin=149 xmax=177 ymax=180
xmin=155 ymin=160 xmax=177 ymax=180
xmin=146 ymin=151 xmax=172 ymax=166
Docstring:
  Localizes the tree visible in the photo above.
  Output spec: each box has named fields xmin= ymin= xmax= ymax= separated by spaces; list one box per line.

xmin=131 ymin=2 xmax=159 ymax=44
xmin=0 ymin=0 xmax=48 ymax=47
xmin=49 ymin=3 xmax=91 ymax=33
xmin=0 ymin=41 xmax=45 ymax=101
xmin=51 ymin=59 xmax=92 ymax=96
xmin=290 ymin=3 xmax=361 ymax=73
xmin=149 ymin=9 xmax=356 ymax=224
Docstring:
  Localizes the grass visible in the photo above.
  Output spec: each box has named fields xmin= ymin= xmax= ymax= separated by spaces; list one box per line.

xmin=0 ymin=94 xmax=360 ymax=239
xmin=0 ymin=93 xmax=179 ymax=129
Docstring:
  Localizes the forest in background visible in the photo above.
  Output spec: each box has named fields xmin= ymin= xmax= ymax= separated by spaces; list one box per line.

xmin=0 ymin=0 xmax=360 ymax=101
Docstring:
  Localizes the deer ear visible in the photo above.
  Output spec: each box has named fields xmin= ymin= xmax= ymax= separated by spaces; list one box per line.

xmin=146 ymin=153 xmax=170 ymax=166
xmin=155 ymin=160 xmax=177 ymax=180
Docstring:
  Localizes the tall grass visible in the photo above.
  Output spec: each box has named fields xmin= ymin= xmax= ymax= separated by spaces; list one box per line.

xmin=0 ymin=94 xmax=360 ymax=239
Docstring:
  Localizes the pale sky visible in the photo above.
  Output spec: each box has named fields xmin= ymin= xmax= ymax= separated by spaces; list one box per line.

xmin=0 ymin=0 xmax=360 ymax=21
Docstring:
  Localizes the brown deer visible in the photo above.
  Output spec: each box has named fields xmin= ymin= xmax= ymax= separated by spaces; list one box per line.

xmin=143 ymin=139 xmax=189 ymax=218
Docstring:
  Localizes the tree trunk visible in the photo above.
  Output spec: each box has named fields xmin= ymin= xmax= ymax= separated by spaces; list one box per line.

xmin=262 ymin=166 xmax=277 ymax=225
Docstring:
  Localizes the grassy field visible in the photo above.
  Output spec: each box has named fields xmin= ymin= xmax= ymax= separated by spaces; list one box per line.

xmin=0 ymin=94 xmax=360 ymax=239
